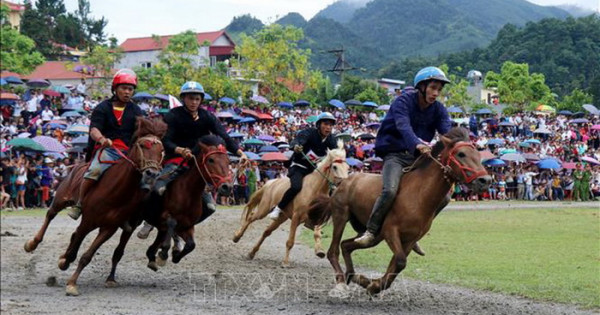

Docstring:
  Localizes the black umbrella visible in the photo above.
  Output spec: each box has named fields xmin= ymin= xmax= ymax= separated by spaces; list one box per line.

xmin=344 ymin=99 xmax=362 ymax=106
xmin=357 ymin=133 xmax=376 ymax=140
xmin=294 ymin=100 xmax=310 ymax=107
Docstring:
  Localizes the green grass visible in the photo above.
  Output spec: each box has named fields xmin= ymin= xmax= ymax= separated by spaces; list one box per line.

xmin=301 ymin=208 xmax=600 ymax=308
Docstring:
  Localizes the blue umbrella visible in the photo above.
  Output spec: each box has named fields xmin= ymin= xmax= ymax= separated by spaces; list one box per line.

xmin=133 ymin=92 xmax=153 ymax=100
xmin=476 ymin=108 xmax=492 ymax=115
xmin=344 ymin=99 xmax=362 ymax=106
xmin=537 ymin=159 xmax=561 ymax=169
xmin=3 ymin=76 xmax=23 ymax=84
xmin=377 ymin=105 xmax=390 ymax=111
xmin=447 ymin=106 xmax=463 ymax=113
xmin=258 ymin=135 xmax=276 ymax=142
xmin=154 ymin=94 xmax=169 ymax=102
xmin=498 ymin=121 xmax=515 ymax=127
xmin=525 ymin=139 xmax=541 ymax=144
xmin=228 ymin=132 xmax=245 ymax=138
xmin=204 ymin=93 xmax=213 ymax=101
xmin=569 ymin=118 xmax=589 ymax=124
xmin=219 ymin=97 xmax=236 ymax=104
xmin=277 ymin=101 xmax=293 ymax=108
xmin=61 ymin=111 xmax=82 ymax=118
xmin=558 ymin=110 xmax=573 ymax=116
xmin=0 ymin=78 xmax=6 ymax=86
xmin=243 ymin=151 xmax=260 ymax=160
xmin=361 ymin=144 xmax=375 ymax=151
xmin=486 ymin=139 xmax=505 ymax=146
xmin=328 ymin=99 xmax=345 ymax=109
xmin=239 ymin=117 xmax=256 ymax=123
xmin=483 ymin=158 xmax=506 ymax=167
xmin=346 ymin=157 xmax=363 ymax=167
xmin=232 ymin=115 xmax=244 ymax=121
xmin=71 ymin=135 xmax=89 ymax=146
xmin=366 ymin=122 xmax=380 ymax=129
xmin=362 ymin=101 xmax=378 ymax=108
xmin=259 ymin=145 xmax=279 ymax=153
xmin=294 ymin=100 xmax=310 ymax=107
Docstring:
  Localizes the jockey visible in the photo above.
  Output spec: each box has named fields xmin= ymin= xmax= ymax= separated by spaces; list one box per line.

xmin=68 ymin=69 xmax=144 ymax=220
xmin=267 ymin=112 xmax=338 ymax=220
xmin=354 ymin=66 xmax=452 ymax=247
xmin=137 ymin=81 xmax=247 ymax=239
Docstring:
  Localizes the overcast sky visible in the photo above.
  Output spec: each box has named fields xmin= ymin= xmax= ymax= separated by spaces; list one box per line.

xmin=57 ymin=0 xmax=600 ymax=43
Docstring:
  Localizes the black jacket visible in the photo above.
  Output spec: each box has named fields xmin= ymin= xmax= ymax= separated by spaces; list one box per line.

xmin=86 ymin=99 xmax=144 ymax=161
xmin=289 ymin=128 xmax=337 ymax=170
xmin=162 ymin=106 xmax=240 ymax=160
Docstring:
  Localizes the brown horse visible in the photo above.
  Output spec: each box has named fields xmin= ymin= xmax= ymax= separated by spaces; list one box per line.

xmin=23 ymin=117 xmax=167 ymax=296
xmin=142 ymin=135 xmax=233 ymax=271
xmin=232 ymin=140 xmax=349 ymax=266
xmin=307 ymin=127 xmax=491 ymax=296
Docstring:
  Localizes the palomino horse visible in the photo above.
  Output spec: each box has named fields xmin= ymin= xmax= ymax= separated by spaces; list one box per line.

xmin=307 ymin=127 xmax=491 ymax=296
xmin=23 ymin=117 xmax=167 ymax=296
xmin=233 ymin=139 xmax=349 ymax=266
xmin=142 ymin=135 xmax=233 ymax=271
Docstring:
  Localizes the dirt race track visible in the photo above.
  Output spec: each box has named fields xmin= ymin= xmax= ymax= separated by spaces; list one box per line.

xmin=1 ymin=204 xmax=596 ymax=315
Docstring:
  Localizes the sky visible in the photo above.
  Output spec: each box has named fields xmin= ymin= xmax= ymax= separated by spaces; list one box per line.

xmin=56 ymin=0 xmax=600 ymax=43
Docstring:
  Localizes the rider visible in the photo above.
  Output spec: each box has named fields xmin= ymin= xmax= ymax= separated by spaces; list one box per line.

xmin=137 ymin=81 xmax=247 ymax=238
xmin=354 ymin=66 xmax=452 ymax=247
xmin=68 ymin=69 xmax=144 ymax=220
xmin=267 ymin=112 xmax=338 ymax=220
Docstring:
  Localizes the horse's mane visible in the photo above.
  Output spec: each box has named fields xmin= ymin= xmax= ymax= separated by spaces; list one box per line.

xmin=413 ymin=127 xmax=470 ymax=171
xmin=199 ymin=134 xmax=225 ymax=146
xmin=317 ymin=139 xmax=346 ymax=169
xmin=132 ymin=117 xmax=168 ymax=141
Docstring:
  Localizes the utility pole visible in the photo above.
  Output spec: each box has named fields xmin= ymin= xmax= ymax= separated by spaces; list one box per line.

xmin=326 ymin=47 xmax=359 ymax=81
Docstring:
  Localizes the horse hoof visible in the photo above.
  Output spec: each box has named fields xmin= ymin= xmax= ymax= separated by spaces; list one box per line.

xmin=147 ymin=261 xmax=158 ymax=272
xmin=156 ymin=255 xmax=166 ymax=267
xmin=58 ymin=258 xmax=69 ymax=271
xmin=105 ymin=280 xmax=119 ymax=288
xmin=366 ymin=283 xmax=381 ymax=296
xmin=328 ymin=283 xmax=350 ymax=299
xmin=281 ymin=261 xmax=291 ymax=268
xmin=24 ymin=240 xmax=37 ymax=253
xmin=246 ymin=252 xmax=255 ymax=260
xmin=315 ymin=250 xmax=326 ymax=259
xmin=65 ymin=284 xmax=80 ymax=296
xmin=232 ymin=234 xmax=241 ymax=243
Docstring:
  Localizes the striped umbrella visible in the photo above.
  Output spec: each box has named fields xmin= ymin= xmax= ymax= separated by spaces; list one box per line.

xmin=33 ymin=136 xmax=66 ymax=152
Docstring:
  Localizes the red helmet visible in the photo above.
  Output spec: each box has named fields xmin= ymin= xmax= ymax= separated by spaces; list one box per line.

xmin=112 ymin=69 xmax=137 ymax=90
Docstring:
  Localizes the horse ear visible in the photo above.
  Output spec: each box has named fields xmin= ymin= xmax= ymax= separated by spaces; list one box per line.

xmin=441 ymin=136 xmax=453 ymax=147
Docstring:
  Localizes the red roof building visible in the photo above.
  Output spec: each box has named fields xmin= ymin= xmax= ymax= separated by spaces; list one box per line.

xmin=22 ymin=61 xmax=102 ymax=80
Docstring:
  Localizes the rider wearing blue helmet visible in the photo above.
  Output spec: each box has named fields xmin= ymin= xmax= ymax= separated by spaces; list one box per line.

xmin=267 ymin=112 xmax=338 ymax=219
xmin=354 ymin=67 xmax=452 ymax=249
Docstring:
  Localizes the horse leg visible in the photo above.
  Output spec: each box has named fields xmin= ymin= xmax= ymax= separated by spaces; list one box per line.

xmin=232 ymin=216 xmax=254 ymax=243
xmin=172 ymin=228 xmax=195 ymax=264
xmin=58 ymin=223 xmax=94 ymax=271
xmin=366 ymin=232 xmax=407 ymax=296
xmin=105 ymin=228 xmax=134 ymax=287
xmin=247 ymin=215 xmax=287 ymax=260
xmin=156 ymin=236 xmax=171 ymax=267
xmin=24 ymin=198 xmax=68 ymax=252
xmin=313 ymin=225 xmax=325 ymax=258
xmin=342 ymin=235 xmax=384 ymax=289
xmin=326 ymin=206 xmax=349 ymax=285
xmin=65 ymin=226 xmax=118 ymax=296
xmin=146 ymin=230 xmax=167 ymax=271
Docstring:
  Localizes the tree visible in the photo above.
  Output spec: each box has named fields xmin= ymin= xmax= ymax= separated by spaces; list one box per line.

xmin=0 ymin=4 xmax=45 ymax=74
xmin=558 ymin=88 xmax=593 ymax=113
xmin=439 ymin=64 xmax=473 ymax=111
xmin=80 ymin=45 xmax=122 ymax=93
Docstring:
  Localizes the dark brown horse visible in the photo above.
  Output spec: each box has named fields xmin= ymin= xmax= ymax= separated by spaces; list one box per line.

xmin=24 ymin=117 xmax=167 ymax=296
xmin=307 ymin=127 xmax=491 ymax=297
xmin=141 ymin=135 xmax=233 ymax=271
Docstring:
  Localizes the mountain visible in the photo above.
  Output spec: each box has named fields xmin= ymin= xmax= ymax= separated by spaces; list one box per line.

xmin=275 ymin=13 xmax=307 ymax=28
xmin=224 ymin=14 xmax=264 ymax=44
xmin=314 ymin=0 xmax=369 ymax=24
xmin=555 ymin=5 xmax=597 ymax=17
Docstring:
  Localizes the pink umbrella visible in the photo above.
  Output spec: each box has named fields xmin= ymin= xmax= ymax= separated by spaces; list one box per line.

xmin=33 ymin=136 xmax=66 ymax=152
xmin=562 ymin=162 xmax=577 ymax=169
xmin=591 ymin=124 xmax=600 ymax=131
xmin=581 ymin=156 xmax=600 ymax=165
xmin=261 ymin=152 xmax=288 ymax=162
xmin=479 ymin=150 xmax=495 ymax=161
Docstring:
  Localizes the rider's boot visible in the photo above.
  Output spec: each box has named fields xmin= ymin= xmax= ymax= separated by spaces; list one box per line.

xmin=67 ymin=178 xmax=95 ymax=220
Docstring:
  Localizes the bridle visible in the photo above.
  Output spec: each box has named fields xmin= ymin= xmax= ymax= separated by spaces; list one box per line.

xmin=191 ymin=144 xmax=232 ymax=189
xmin=438 ymin=141 xmax=488 ymax=184
xmin=98 ymin=135 xmax=164 ymax=173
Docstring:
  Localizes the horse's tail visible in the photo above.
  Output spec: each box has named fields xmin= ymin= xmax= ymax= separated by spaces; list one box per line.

xmin=242 ymin=185 xmax=266 ymax=224
xmin=307 ymin=195 xmax=333 ymax=227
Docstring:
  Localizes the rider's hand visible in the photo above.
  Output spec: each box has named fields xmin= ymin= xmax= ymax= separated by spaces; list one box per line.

xmin=100 ymin=137 xmax=112 ymax=148
xmin=416 ymin=143 xmax=431 ymax=155
xmin=177 ymin=147 xmax=193 ymax=160
xmin=239 ymin=152 xmax=249 ymax=164
xmin=294 ymin=145 xmax=304 ymax=153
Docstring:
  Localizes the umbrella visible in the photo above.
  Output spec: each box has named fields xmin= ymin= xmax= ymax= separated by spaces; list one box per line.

xmin=257 ymin=113 xmax=273 ymax=120
xmin=366 ymin=122 xmax=380 ymax=129
xmin=361 ymin=144 xmax=375 ymax=151
xmin=277 ymin=101 xmax=293 ymax=108
xmin=71 ymin=135 xmax=89 ymax=146
xmin=61 ymin=111 xmax=82 ymax=118
xmin=582 ymin=104 xmax=599 ymax=115
xmin=261 ymin=152 xmax=288 ymax=162
xmin=533 ymin=128 xmax=552 ymax=134
xmin=232 ymin=115 xmax=244 ymax=121
xmin=522 ymin=153 xmax=540 ymax=161
xmin=3 ymin=76 xmax=23 ymax=84
xmin=346 ymin=157 xmax=363 ymax=167
xmin=447 ymin=106 xmax=463 ymax=113
xmin=479 ymin=150 xmax=495 ymax=161
xmin=216 ymin=111 xmax=234 ymax=118
xmin=51 ymin=85 xmax=72 ymax=94
xmin=0 ymin=92 xmax=19 ymax=100
xmin=336 ymin=133 xmax=352 ymax=141
xmin=66 ymin=124 xmax=90 ymax=134
xmin=133 ymin=92 xmax=154 ymax=100
xmin=33 ymin=136 xmax=66 ymax=152
xmin=486 ymin=139 xmax=505 ymax=146
xmin=377 ymin=105 xmax=390 ymax=111
xmin=344 ymin=99 xmax=362 ymax=106
xmin=499 ymin=148 xmax=518 ymax=155
xmin=306 ymin=115 xmax=318 ymax=123
xmin=571 ymin=112 xmax=585 ymax=118
xmin=243 ymin=138 xmax=265 ymax=146
xmin=362 ymin=101 xmax=378 ymax=108
xmin=500 ymin=153 xmax=525 ymax=163
xmin=73 ymin=65 xmax=95 ymax=74
xmin=277 ymin=144 xmax=289 ymax=149
xmin=283 ymin=151 xmax=294 ymax=159
xmin=250 ymin=95 xmax=269 ymax=104
xmin=228 ymin=132 xmax=245 ymax=138
xmin=294 ymin=100 xmax=310 ymax=107
xmin=518 ymin=142 xmax=531 ymax=148
xmin=0 ymin=78 xmax=6 ymax=85
xmin=43 ymin=89 xmax=61 ymax=97
xmin=499 ymin=121 xmax=515 ymax=127
xmin=6 ymin=138 xmax=46 ymax=151
xmin=157 ymin=108 xmax=169 ymax=114
xmin=328 ymin=99 xmax=346 ymax=110
xmin=537 ymin=159 xmax=561 ymax=169
xmin=219 ymin=97 xmax=236 ymax=104
xmin=259 ymin=145 xmax=279 ymax=153
xmin=154 ymin=94 xmax=169 ymax=102
xmin=536 ymin=104 xmax=555 ymax=113
xmin=591 ymin=124 xmax=600 ymax=131
xmin=241 ymin=109 xmax=259 ymax=117
xmin=525 ymin=139 xmax=541 ymax=145
xmin=66 ymin=146 xmax=85 ymax=154
xmin=239 ymin=117 xmax=256 ymax=124
xmin=483 ymin=158 xmax=506 ymax=167
xmin=569 ymin=118 xmax=589 ymax=124
xmin=364 ymin=157 xmax=383 ymax=163
xmin=357 ymin=133 xmax=376 ymax=140
xmin=258 ymin=135 xmax=275 ymax=142
xmin=17 ymin=132 xmax=31 ymax=138
xmin=557 ymin=110 xmax=573 ymax=116
xmin=203 ymin=93 xmax=212 ymax=101
xmin=476 ymin=108 xmax=492 ymax=115
xmin=26 ymin=79 xmax=50 ymax=88
xmin=272 ymin=141 xmax=288 ymax=147
xmin=44 ymin=123 xmax=67 ymax=130
xmin=562 ymin=162 xmax=577 ymax=169
xmin=243 ymin=151 xmax=260 ymax=160
xmin=581 ymin=156 xmax=600 ymax=165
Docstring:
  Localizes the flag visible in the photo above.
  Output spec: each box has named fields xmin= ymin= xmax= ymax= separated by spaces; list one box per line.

xmin=169 ymin=95 xmax=182 ymax=109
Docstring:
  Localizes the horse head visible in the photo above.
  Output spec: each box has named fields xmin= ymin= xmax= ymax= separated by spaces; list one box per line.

xmin=130 ymin=117 xmax=167 ymax=189
xmin=194 ymin=135 xmax=233 ymax=196
xmin=322 ymin=139 xmax=350 ymax=184
xmin=438 ymin=127 xmax=491 ymax=193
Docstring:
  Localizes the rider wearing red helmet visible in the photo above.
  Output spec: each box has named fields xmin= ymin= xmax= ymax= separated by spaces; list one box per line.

xmin=67 ymin=69 xmax=144 ymax=220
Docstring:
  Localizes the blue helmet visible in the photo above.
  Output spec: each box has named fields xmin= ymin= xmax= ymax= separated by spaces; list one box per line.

xmin=414 ymin=67 xmax=451 ymax=87
xmin=316 ymin=112 xmax=336 ymax=126
xmin=180 ymin=81 xmax=205 ymax=98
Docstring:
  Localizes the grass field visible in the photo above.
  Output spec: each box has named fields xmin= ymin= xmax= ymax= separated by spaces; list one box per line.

xmin=301 ymin=207 xmax=600 ymax=308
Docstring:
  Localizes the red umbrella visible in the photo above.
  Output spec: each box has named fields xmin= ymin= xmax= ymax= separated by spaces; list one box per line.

xmin=241 ymin=109 xmax=260 ymax=118
xmin=258 ymin=113 xmax=273 ymax=120
xmin=43 ymin=90 xmax=61 ymax=97
xmin=0 ymin=92 xmax=19 ymax=100
xmin=562 ymin=162 xmax=577 ymax=169
xmin=479 ymin=150 xmax=495 ymax=161
xmin=261 ymin=152 xmax=288 ymax=162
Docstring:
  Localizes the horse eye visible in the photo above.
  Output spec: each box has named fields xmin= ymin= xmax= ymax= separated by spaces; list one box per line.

xmin=457 ymin=152 xmax=466 ymax=158
xmin=333 ymin=165 xmax=338 ymax=170
xmin=208 ymin=158 xmax=215 ymax=164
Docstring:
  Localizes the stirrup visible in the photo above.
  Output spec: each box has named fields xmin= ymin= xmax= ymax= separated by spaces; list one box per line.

xmin=355 ymin=231 xmax=375 ymax=246
xmin=67 ymin=206 xmax=82 ymax=220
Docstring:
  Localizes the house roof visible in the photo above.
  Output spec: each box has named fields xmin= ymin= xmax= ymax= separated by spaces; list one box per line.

xmin=120 ymin=30 xmax=235 ymax=52
xmin=2 ymin=0 xmax=25 ymax=11
xmin=22 ymin=61 xmax=103 ymax=80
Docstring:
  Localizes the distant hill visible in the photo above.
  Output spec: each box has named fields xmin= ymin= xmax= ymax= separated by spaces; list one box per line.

xmin=224 ymin=14 xmax=264 ymax=44
xmin=275 ymin=12 xmax=307 ymax=28
xmin=555 ymin=5 xmax=597 ymax=17
xmin=313 ymin=0 xmax=369 ymax=24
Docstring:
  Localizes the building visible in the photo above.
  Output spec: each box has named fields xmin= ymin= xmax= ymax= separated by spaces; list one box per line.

xmin=466 ymin=70 xmax=498 ymax=105
xmin=117 ymin=30 xmax=235 ymax=70
xmin=23 ymin=61 xmax=107 ymax=92
xmin=377 ymin=78 xmax=405 ymax=94
xmin=1 ymin=0 xmax=25 ymax=30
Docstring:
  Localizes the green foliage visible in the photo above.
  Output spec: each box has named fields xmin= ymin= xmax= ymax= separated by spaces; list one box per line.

xmin=439 ymin=64 xmax=473 ymax=110
xmin=80 ymin=45 xmax=123 ymax=92
xmin=0 ymin=5 xmax=45 ymax=74
xmin=225 ymin=14 xmax=264 ymax=44
xmin=334 ymin=75 xmax=389 ymax=105
xmin=275 ymin=12 xmax=307 ymax=28
xmin=558 ymin=88 xmax=593 ymax=112
xmin=502 ymin=105 xmax=521 ymax=115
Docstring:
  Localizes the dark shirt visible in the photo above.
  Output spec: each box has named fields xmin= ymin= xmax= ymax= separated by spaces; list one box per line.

xmin=162 ymin=106 xmax=240 ymax=160
xmin=289 ymin=127 xmax=337 ymax=170
xmin=375 ymin=90 xmax=451 ymax=156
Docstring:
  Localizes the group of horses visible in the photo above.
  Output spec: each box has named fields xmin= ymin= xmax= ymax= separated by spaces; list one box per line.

xmin=23 ymin=118 xmax=491 ymax=298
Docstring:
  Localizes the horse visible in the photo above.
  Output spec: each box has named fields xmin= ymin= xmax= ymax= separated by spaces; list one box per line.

xmin=142 ymin=135 xmax=233 ymax=271
xmin=23 ymin=117 xmax=167 ymax=296
xmin=307 ymin=127 xmax=491 ymax=296
xmin=232 ymin=139 xmax=349 ymax=267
